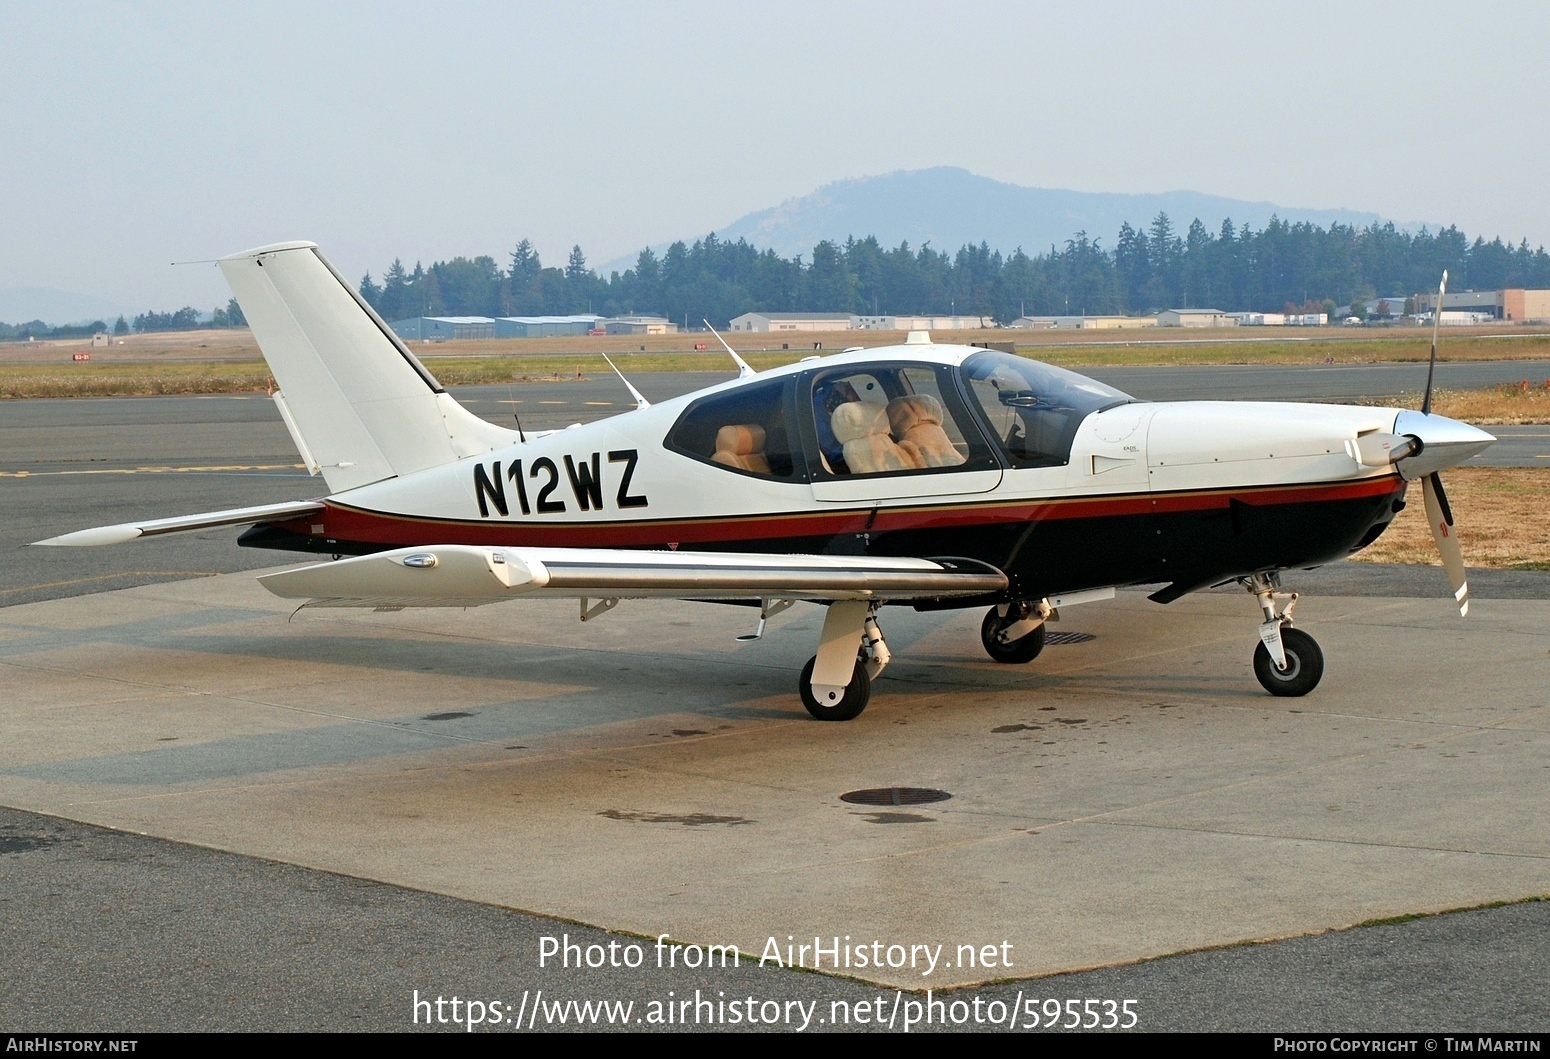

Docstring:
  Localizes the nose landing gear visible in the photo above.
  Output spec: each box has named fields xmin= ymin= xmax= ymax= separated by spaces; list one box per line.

xmin=1244 ymin=573 xmax=1323 ymax=696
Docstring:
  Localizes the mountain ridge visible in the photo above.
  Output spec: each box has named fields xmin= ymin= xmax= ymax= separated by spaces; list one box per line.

xmin=602 ymin=166 xmax=1412 ymax=274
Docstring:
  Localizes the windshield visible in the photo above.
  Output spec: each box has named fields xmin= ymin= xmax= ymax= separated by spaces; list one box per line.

xmin=959 ymin=351 xmax=1135 ymax=468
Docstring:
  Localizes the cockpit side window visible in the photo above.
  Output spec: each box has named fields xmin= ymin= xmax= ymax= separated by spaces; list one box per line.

xmin=806 ymin=364 xmax=997 ymax=477
xmin=666 ymin=377 xmax=800 ymax=480
xmin=960 ymin=351 xmax=1135 ymax=469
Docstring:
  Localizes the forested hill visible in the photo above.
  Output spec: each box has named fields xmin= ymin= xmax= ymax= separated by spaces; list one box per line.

xmin=359 ymin=217 xmax=1550 ymax=329
xmin=703 ymin=168 xmax=1391 ymax=267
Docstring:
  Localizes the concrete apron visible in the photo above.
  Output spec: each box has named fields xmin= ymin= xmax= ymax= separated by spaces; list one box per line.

xmin=0 ymin=571 xmax=1545 ymax=989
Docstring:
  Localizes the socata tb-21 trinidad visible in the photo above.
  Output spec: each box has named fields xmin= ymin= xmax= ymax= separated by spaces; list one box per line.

xmin=39 ymin=242 xmax=1494 ymax=720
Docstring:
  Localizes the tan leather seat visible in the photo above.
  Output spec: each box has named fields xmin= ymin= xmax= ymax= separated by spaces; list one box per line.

xmin=711 ymin=423 xmax=772 ymax=474
xmin=887 ymin=394 xmax=965 ymax=468
xmin=831 ymin=402 xmax=918 ymax=473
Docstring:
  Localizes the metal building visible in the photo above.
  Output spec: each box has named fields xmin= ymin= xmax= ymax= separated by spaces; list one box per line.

xmin=494 ymin=315 xmax=602 ymax=338
xmin=389 ymin=316 xmax=496 ymax=340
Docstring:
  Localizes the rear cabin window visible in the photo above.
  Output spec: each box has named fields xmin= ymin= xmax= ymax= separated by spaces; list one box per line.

xmin=666 ymin=378 xmax=799 ymax=480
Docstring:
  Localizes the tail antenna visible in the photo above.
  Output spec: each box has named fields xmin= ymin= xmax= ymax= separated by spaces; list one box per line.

xmin=601 ymin=352 xmax=650 ymax=411
xmin=704 ymin=319 xmax=755 ymax=378
xmin=1422 ymin=269 xmax=1447 ymax=415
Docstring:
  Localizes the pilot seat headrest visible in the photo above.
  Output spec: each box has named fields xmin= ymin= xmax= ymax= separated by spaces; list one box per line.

xmin=830 ymin=401 xmax=889 ymax=444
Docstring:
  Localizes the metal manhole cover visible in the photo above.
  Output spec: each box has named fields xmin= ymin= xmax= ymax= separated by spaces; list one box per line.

xmin=1045 ymin=631 xmax=1095 ymax=645
xmin=840 ymin=787 xmax=952 ymax=806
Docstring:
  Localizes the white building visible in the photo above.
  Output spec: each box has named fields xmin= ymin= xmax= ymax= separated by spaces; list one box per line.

xmin=1010 ymin=315 xmax=1157 ymax=330
xmin=852 ymin=315 xmax=993 ymax=331
xmin=729 ymin=312 xmax=855 ymax=332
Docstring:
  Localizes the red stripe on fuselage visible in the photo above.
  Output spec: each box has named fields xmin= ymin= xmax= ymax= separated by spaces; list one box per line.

xmin=282 ymin=475 xmax=1405 ymax=550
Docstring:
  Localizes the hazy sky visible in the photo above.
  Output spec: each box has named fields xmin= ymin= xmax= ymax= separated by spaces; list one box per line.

xmin=3 ymin=0 xmax=1546 ymax=316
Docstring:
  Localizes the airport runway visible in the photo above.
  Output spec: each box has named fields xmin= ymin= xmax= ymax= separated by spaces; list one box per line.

xmin=2 ymin=363 xmax=1548 ymax=1032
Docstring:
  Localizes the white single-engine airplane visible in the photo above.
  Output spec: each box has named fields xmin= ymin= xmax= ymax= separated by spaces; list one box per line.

xmin=38 ymin=242 xmax=1495 ymax=719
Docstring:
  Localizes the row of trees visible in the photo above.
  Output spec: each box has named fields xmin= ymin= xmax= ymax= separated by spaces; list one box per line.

xmin=0 ymin=318 xmax=109 ymax=340
xmin=11 ymin=219 xmax=1545 ymax=341
xmin=1 ymin=298 xmax=249 ymax=339
xmin=359 ymin=218 xmax=1550 ymax=328
xmin=128 ymin=299 xmax=247 ymax=334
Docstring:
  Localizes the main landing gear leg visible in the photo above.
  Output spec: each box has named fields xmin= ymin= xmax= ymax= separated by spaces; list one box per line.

xmin=1243 ymin=572 xmax=1324 ymax=696
xmin=800 ymin=600 xmax=887 ymax=721
xmin=980 ymin=599 xmax=1050 ymax=664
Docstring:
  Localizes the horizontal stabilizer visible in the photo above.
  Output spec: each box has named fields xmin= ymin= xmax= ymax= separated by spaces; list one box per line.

xmin=258 ymin=545 xmax=1008 ymax=608
xmin=32 ymin=501 xmax=325 ymax=547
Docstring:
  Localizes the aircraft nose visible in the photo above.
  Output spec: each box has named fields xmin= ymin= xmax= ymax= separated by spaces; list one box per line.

xmin=1391 ymin=410 xmax=1496 ymax=479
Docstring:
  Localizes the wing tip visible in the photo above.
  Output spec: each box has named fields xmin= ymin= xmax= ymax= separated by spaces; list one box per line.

xmin=32 ymin=526 xmax=143 ymax=547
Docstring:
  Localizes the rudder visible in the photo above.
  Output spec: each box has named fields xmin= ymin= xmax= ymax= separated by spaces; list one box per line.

xmin=219 ymin=241 xmax=514 ymax=492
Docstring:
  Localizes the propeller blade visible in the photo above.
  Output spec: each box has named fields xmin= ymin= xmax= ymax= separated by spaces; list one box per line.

xmin=1422 ymin=270 xmax=1447 ymax=416
xmin=1421 ymin=472 xmax=1469 ymax=616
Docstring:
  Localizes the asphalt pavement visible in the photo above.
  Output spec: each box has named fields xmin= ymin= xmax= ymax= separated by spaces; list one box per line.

xmin=3 ymin=805 xmax=1544 ymax=1032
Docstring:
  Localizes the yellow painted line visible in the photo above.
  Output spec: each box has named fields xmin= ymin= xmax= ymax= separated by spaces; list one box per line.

xmin=496 ymin=399 xmax=523 ymax=404
xmin=0 ymin=464 xmax=305 ymax=478
xmin=539 ymin=400 xmax=566 ymax=405
xmin=584 ymin=401 xmax=614 ymax=406
xmin=0 ymin=572 xmax=222 ymax=596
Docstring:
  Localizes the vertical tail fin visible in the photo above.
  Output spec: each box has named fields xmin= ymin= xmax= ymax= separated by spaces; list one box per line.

xmin=219 ymin=241 xmax=515 ymax=492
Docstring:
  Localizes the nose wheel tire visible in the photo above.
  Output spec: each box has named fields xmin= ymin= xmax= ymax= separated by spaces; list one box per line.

xmin=799 ymin=655 xmax=871 ymax=721
xmin=1252 ymin=627 xmax=1324 ymax=697
xmin=980 ymin=607 xmax=1047 ymax=664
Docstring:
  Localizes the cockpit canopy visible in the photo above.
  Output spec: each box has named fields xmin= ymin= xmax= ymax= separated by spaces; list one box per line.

xmin=666 ymin=349 xmax=1138 ymax=479
xmin=959 ymin=351 xmax=1135 ymax=468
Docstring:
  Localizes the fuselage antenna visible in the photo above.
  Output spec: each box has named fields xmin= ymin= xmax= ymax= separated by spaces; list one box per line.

xmin=505 ymin=378 xmax=527 ymax=443
xmin=601 ymin=351 xmax=650 ymax=411
xmin=704 ymin=319 xmax=755 ymax=378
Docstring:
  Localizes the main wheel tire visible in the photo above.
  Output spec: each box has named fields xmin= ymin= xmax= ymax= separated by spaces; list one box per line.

xmin=799 ymin=655 xmax=871 ymax=721
xmin=1252 ymin=627 xmax=1324 ymax=697
xmin=980 ymin=607 xmax=1047 ymax=664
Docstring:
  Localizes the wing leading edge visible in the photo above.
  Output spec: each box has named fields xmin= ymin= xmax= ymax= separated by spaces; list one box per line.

xmin=257 ymin=545 xmax=1008 ymax=609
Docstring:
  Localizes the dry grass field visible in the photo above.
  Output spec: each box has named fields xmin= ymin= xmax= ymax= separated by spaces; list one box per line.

xmin=2 ymin=328 xmax=1547 ymax=398
xmin=5 ymin=322 xmax=1550 ymax=370
xmin=1349 ymin=467 xmax=1550 ymax=570
xmin=1424 ymin=383 xmax=1550 ymax=424
xmin=0 ymin=360 xmax=275 ymax=398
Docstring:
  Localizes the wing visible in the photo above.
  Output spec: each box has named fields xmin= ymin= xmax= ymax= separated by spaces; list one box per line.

xmin=32 ymin=501 xmax=327 ymax=547
xmin=257 ymin=545 xmax=1008 ymax=609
